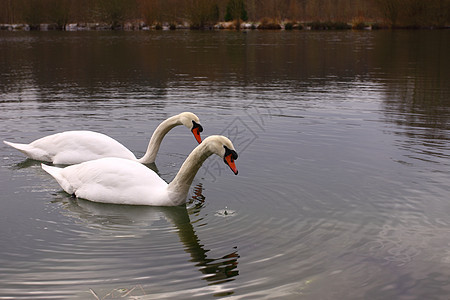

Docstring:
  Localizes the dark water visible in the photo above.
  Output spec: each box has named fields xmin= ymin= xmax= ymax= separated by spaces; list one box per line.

xmin=1 ymin=30 xmax=449 ymax=299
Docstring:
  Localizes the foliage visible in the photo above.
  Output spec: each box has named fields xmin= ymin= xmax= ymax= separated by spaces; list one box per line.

xmin=284 ymin=22 xmax=294 ymax=30
xmin=257 ymin=17 xmax=281 ymax=30
xmin=225 ymin=0 xmax=248 ymax=22
xmin=98 ymin=0 xmax=135 ymax=29
xmin=189 ymin=0 xmax=220 ymax=29
xmin=306 ymin=21 xmax=351 ymax=30
xmin=0 ymin=0 xmax=448 ymax=29
xmin=373 ymin=0 xmax=401 ymax=27
xmin=48 ymin=0 xmax=71 ymax=29
xmin=21 ymin=0 xmax=45 ymax=29
xmin=351 ymin=16 xmax=367 ymax=30
xmin=373 ymin=0 xmax=450 ymax=28
xmin=139 ymin=0 xmax=182 ymax=26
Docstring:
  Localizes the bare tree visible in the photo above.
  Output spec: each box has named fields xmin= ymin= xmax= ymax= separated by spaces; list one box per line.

xmin=47 ymin=0 xmax=71 ymax=29
xmin=188 ymin=0 xmax=219 ymax=29
xmin=373 ymin=0 xmax=401 ymax=27
xmin=98 ymin=0 xmax=137 ymax=29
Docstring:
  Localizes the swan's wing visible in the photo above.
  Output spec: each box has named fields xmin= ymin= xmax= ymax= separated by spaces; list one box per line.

xmin=46 ymin=158 xmax=168 ymax=205
xmin=8 ymin=131 xmax=136 ymax=164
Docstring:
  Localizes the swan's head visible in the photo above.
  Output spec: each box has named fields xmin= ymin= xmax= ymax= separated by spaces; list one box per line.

xmin=204 ymin=135 xmax=239 ymax=175
xmin=178 ymin=112 xmax=203 ymax=144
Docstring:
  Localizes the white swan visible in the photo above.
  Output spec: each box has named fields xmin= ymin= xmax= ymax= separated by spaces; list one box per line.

xmin=3 ymin=112 xmax=203 ymax=165
xmin=41 ymin=135 xmax=238 ymax=206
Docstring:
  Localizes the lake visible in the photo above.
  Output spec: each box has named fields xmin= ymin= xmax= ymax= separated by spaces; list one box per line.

xmin=1 ymin=29 xmax=449 ymax=299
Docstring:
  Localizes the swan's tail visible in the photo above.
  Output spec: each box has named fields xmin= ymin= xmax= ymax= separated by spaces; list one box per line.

xmin=4 ymin=140 xmax=31 ymax=153
xmin=4 ymin=140 xmax=50 ymax=161
xmin=41 ymin=163 xmax=61 ymax=178
xmin=41 ymin=163 xmax=74 ymax=195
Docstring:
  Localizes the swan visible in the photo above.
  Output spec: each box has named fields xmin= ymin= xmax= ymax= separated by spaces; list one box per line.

xmin=41 ymin=135 xmax=238 ymax=206
xmin=3 ymin=112 xmax=203 ymax=165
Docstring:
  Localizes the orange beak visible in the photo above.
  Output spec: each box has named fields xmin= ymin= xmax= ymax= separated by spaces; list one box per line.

xmin=225 ymin=154 xmax=238 ymax=175
xmin=191 ymin=127 xmax=202 ymax=144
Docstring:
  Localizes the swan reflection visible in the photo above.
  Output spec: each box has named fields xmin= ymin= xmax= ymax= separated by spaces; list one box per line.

xmin=53 ymin=184 xmax=239 ymax=288
xmin=11 ymin=158 xmax=42 ymax=169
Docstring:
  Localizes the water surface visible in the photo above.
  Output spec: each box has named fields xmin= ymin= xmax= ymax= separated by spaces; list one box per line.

xmin=1 ymin=30 xmax=450 ymax=299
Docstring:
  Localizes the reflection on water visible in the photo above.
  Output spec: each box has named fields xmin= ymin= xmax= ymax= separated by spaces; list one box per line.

xmin=1 ymin=30 xmax=450 ymax=299
xmin=51 ymin=184 xmax=239 ymax=298
xmin=10 ymin=158 xmax=43 ymax=169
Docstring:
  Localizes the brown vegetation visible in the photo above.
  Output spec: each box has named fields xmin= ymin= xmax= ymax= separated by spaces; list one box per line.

xmin=0 ymin=0 xmax=448 ymax=29
xmin=373 ymin=0 xmax=450 ymax=28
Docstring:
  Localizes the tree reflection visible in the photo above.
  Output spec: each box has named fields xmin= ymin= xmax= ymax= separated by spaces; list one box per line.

xmin=377 ymin=31 xmax=450 ymax=141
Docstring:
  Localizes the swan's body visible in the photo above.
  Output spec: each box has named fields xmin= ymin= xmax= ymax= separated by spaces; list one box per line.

xmin=4 ymin=112 xmax=203 ymax=165
xmin=42 ymin=135 xmax=238 ymax=206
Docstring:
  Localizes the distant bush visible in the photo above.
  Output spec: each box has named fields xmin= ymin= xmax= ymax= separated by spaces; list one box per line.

xmin=258 ymin=18 xmax=281 ymax=30
xmin=352 ymin=22 xmax=366 ymax=29
xmin=284 ymin=22 xmax=294 ymax=30
xmin=370 ymin=23 xmax=384 ymax=30
xmin=332 ymin=22 xmax=350 ymax=29
xmin=306 ymin=21 xmax=351 ymax=30
xmin=351 ymin=17 xmax=367 ymax=29
xmin=307 ymin=21 xmax=326 ymax=30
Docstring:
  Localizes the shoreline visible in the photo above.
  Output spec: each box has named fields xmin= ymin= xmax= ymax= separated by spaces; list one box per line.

xmin=1 ymin=21 xmax=449 ymax=32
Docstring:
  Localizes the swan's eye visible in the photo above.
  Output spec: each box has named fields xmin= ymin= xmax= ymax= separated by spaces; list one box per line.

xmin=192 ymin=121 xmax=203 ymax=133
xmin=223 ymin=145 xmax=238 ymax=161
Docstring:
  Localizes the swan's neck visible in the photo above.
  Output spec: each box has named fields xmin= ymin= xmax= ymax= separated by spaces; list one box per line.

xmin=167 ymin=143 xmax=213 ymax=205
xmin=138 ymin=115 xmax=181 ymax=164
